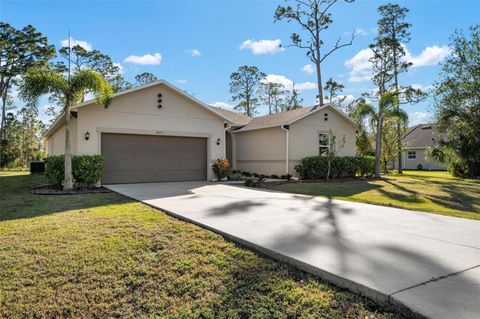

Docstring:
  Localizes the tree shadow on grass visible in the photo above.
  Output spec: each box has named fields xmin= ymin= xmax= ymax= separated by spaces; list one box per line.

xmin=0 ymin=173 xmax=133 ymax=222
xmin=279 ymin=180 xmax=383 ymax=198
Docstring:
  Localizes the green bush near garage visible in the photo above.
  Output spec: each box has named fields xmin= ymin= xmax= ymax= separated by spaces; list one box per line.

xmin=45 ymin=155 xmax=104 ymax=189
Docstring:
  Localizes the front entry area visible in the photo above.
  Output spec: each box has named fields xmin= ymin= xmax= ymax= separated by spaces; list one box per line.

xmin=101 ymin=133 xmax=207 ymax=184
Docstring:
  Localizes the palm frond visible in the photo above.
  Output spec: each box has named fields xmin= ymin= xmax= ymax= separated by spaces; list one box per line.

xmin=20 ymin=68 xmax=67 ymax=106
xmin=379 ymin=92 xmax=398 ymax=110
xmin=70 ymin=68 xmax=113 ymax=108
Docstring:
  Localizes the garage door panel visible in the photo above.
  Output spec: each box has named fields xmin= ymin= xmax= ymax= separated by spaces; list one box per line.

xmin=103 ymin=158 xmax=206 ymax=171
xmin=101 ymin=133 xmax=207 ymax=184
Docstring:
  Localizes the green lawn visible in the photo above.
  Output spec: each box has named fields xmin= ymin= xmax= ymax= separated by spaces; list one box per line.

xmin=271 ymin=171 xmax=480 ymax=220
xmin=0 ymin=171 xmax=402 ymax=319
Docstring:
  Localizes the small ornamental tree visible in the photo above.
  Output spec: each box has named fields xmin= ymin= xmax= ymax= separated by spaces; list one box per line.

xmin=325 ymin=129 xmax=345 ymax=181
xmin=212 ymin=158 xmax=230 ymax=180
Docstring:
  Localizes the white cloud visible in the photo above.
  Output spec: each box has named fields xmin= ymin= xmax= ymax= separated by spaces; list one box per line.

xmin=211 ymin=102 xmax=235 ymax=110
xmin=296 ymin=82 xmax=317 ymax=90
xmin=185 ymin=49 xmax=201 ymax=57
xmin=262 ymin=74 xmax=316 ymax=91
xmin=408 ymin=45 xmax=451 ymax=67
xmin=113 ymin=63 xmax=124 ymax=75
xmin=60 ymin=37 xmax=92 ymax=51
xmin=176 ymin=79 xmax=188 ymax=84
xmin=239 ymin=39 xmax=284 ymax=55
xmin=411 ymin=83 xmax=434 ymax=92
xmin=408 ymin=111 xmax=433 ymax=126
xmin=344 ymin=48 xmax=374 ymax=82
xmin=344 ymin=28 xmax=368 ymax=37
xmin=124 ymin=53 xmax=162 ymax=65
xmin=301 ymin=64 xmax=315 ymax=74
xmin=345 ymin=44 xmax=451 ymax=83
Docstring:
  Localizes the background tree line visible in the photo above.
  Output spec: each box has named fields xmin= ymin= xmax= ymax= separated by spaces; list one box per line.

xmin=0 ymin=22 xmax=159 ymax=169
xmin=1 ymin=1 xmax=478 ymax=179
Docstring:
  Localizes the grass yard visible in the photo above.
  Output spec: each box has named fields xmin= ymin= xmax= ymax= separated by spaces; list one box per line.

xmin=271 ymin=171 xmax=480 ymax=220
xmin=0 ymin=171 xmax=402 ymax=319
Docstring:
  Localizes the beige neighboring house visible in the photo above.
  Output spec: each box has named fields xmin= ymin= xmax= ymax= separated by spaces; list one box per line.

xmin=392 ymin=124 xmax=446 ymax=171
xmin=44 ymin=80 xmax=358 ymax=184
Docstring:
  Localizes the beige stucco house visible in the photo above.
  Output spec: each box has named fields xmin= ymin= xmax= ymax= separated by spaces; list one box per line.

xmin=45 ymin=80 xmax=358 ymax=184
xmin=391 ymin=124 xmax=446 ymax=171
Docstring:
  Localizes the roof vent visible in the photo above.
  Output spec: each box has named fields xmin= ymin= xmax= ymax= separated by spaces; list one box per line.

xmin=421 ymin=126 xmax=432 ymax=130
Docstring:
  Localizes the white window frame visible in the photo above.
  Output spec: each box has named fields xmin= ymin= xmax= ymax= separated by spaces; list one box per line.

xmin=407 ymin=151 xmax=416 ymax=160
xmin=318 ymin=132 xmax=330 ymax=156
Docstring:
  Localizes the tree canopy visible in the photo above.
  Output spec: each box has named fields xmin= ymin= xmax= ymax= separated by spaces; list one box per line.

xmin=433 ymin=25 xmax=480 ymax=177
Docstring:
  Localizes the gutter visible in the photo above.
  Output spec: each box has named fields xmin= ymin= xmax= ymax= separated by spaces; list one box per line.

xmin=281 ymin=125 xmax=290 ymax=175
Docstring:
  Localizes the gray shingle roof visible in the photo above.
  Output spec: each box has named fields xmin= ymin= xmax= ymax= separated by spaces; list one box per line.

xmin=402 ymin=124 xmax=443 ymax=148
xmin=208 ymin=104 xmax=357 ymax=132
xmin=235 ymin=107 xmax=316 ymax=131
xmin=208 ymin=106 xmax=252 ymax=126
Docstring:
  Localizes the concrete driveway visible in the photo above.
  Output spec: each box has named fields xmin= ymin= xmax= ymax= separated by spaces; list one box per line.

xmin=106 ymin=181 xmax=480 ymax=319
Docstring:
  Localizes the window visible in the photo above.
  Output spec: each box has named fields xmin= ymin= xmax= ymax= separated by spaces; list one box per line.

xmin=319 ymin=133 xmax=330 ymax=156
xmin=407 ymin=151 xmax=416 ymax=159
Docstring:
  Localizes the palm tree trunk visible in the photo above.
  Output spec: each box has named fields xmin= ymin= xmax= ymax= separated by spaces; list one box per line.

xmin=315 ymin=59 xmax=323 ymax=106
xmin=375 ymin=117 xmax=383 ymax=178
xmin=0 ymin=90 xmax=7 ymax=169
xmin=64 ymin=105 xmax=73 ymax=190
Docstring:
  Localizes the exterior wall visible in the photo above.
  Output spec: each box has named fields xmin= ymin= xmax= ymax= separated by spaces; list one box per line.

xmin=396 ymin=148 xmax=446 ymax=170
xmin=233 ymin=126 xmax=286 ymax=175
xmin=46 ymin=117 xmax=77 ymax=155
xmin=47 ymin=83 xmax=226 ymax=180
xmin=288 ymin=108 xmax=357 ymax=174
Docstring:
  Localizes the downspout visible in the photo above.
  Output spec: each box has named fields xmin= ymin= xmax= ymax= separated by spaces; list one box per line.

xmin=224 ymin=123 xmax=231 ymax=158
xmin=281 ymin=125 xmax=290 ymax=175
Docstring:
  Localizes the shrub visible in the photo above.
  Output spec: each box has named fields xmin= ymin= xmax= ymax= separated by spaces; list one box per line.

xmin=357 ymin=156 xmax=375 ymax=177
xmin=45 ymin=155 xmax=64 ymax=189
xmin=72 ymin=155 xmax=104 ymax=189
xmin=270 ymin=174 xmax=280 ymax=179
xmin=295 ymin=156 xmax=375 ymax=180
xmin=45 ymin=155 xmax=105 ymax=189
xmin=212 ymin=158 xmax=230 ymax=180
xmin=242 ymin=171 xmax=252 ymax=177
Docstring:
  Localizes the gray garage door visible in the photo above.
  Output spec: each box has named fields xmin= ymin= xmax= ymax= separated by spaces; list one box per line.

xmin=101 ymin=133 xmax=207 ymax=184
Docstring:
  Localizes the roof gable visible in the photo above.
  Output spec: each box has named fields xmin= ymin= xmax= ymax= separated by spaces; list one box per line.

xmin=402 ymin=123 xmax=442 ymax=148
xmin=44 ymin=80 xmax=233 ymax=138
xmin=231 ymin=104 xmax=358 ymax=132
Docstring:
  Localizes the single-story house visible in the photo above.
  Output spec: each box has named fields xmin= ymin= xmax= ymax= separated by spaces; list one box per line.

xmin=391 ymin=123 xmax=446 ymax=171
xmin=44 ymin=80 xmax=357 ymax=184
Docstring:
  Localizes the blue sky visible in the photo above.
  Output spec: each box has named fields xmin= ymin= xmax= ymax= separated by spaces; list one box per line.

xmin=2 ymin=0 xmax=479 ymax=124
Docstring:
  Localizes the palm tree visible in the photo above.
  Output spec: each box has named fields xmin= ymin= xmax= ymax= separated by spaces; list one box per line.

xmin=351 ymin=92 xmax=406 ymax=178
xmin=21 ymin=68 xmax=112 ymax=190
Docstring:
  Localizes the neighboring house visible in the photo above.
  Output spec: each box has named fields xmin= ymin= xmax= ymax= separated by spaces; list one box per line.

xmin=392 ymin=124 xmax=446 ymax=171
xmin=44 ymin=80 xmax=357 ymax=184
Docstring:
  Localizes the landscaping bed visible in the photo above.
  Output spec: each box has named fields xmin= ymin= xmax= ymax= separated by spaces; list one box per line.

xmin=31 ymin=184 xmax=111 ymax=195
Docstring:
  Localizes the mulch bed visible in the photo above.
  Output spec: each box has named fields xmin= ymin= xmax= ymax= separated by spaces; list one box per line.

xmin=32 ymin=185 xmax=111 ymax=195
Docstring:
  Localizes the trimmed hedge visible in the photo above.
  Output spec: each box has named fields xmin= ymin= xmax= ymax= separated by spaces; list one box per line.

xmin=45 ymin=155 xmax=104 ymax=189
xmin=295 ymin=156 xmax=375 ymax=180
